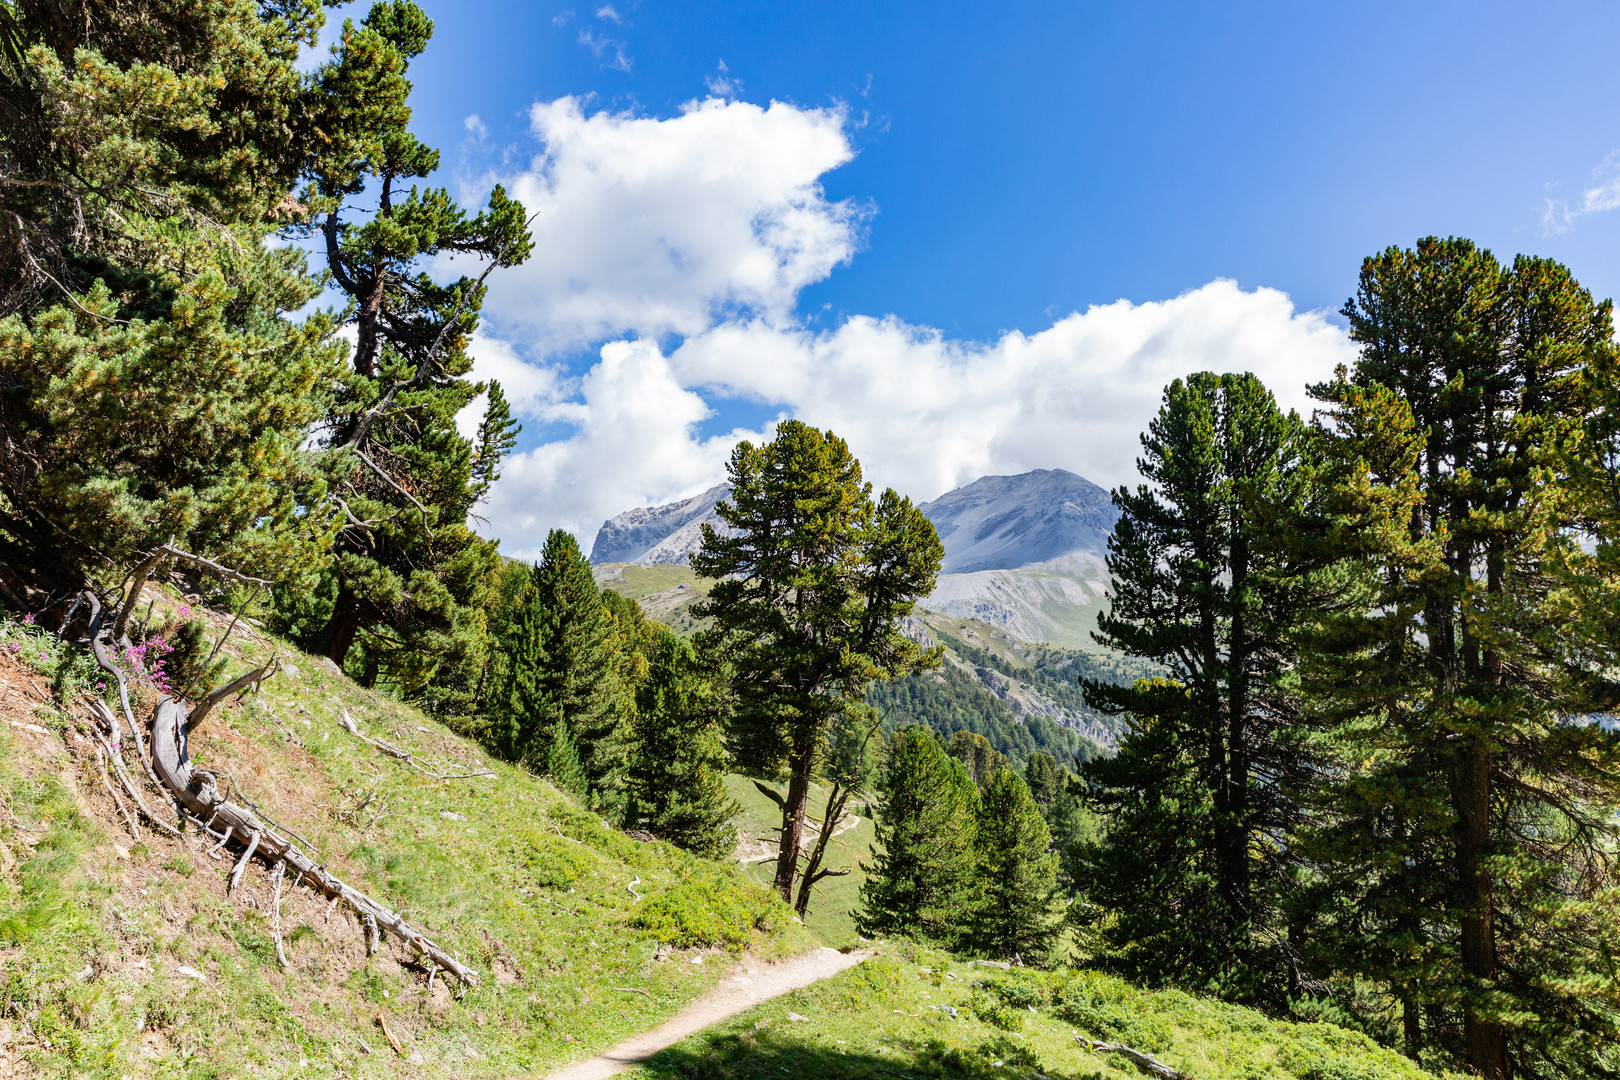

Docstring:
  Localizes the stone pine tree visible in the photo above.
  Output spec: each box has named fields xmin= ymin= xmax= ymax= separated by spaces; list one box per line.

xmin=859 ymin=726 xmax=981 ymax=947
xmin=972 ymin=767 xmax=1061 ymax=963
xmin=624 ymin=630 xmax=739 ymax=858
xmin=693 ymin=421 xmax=943 ymax=909
xmin=0 ymin=0 xmax=346 ymax=604
xmin=1076 ymin=371 xmax=1334 ymax=1007
xmin=1302 ymin=238 xmax=1620 ymax=1079
xmin=493 ymin=530 xmax=631 ymax=808
xmin=948 ymin=730 xmax=1009 ymax=787
xmin=287 ymin=0 xmax=532 ymax=702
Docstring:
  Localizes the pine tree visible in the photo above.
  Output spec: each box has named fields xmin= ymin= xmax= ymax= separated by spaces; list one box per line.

xmin=1076 ymin=371 xmax=1332 ymax=1007
xmin=1024 ymin=751 xmax=1060 ymax=808
xmin=859 ymin=726 xmax=981 ymax=947
xmin=625 ymin=630 xmax=739 ymax=858
xmin=287 ymin=0 xmax=532 ymax=701
xmin=1302 ymin=238 xmax=1620 ymax=1078
xmin=694 ymin=421 xmax=943 ymax=908
xmin=0 ymin=0 xmax=347 ymax=605
xmin=948 ymin=730 xmax=1009 ymax=786
xmin=491 ymin=531 xmax=631 ymax=805
xmin=545 ymin=714 xmax=588 ymax=800
xmin=972 ymin=767 xmax=1061 ymax=963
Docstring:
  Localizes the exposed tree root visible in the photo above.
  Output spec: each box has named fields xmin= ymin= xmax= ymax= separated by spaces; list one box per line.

xmin=59 ymin=581 xmax=480 ymax=989
xmin=147 ymin=697 xmax=479 ymax=986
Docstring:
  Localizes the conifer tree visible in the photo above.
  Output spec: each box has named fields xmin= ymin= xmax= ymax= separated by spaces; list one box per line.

xmin=1024 ymin=751 xmax=1060 ymax=808
xmin=694 ymin=421 xmax=943 ymax=908
xmin=0 ymin=0 xmax=347 ymax=603
xmin=625 ymin=630 xmax=739 ymax=858
xmin=1302 ymin=238 xmax=1620 ymax=1078
xmin=859 ymin=726 xmax=981 ymax=947
xmin=492 ymin=530 xmax=631 ymax=806
xmin=972 ymin=767 xmax=1061 ymax=963
xmin=948 ymin=730 xmax=1008 ymax=786
xmin=286 ymin=0 xmax=532 ymax=700
xmin=545 ymin=715 xmax=588 ymax=800
xmin=1076 ymin=371 xmax=1330 ymax=1007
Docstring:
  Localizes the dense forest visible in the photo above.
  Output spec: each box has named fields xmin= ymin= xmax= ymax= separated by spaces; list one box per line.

xmin=2 ymin=2 xmax=1618 ymax=1078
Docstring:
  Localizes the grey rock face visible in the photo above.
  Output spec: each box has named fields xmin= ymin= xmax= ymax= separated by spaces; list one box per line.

xmin=588 ymin=483 xmax=730 ymax=566
xmin=918 ymin=469 xmax=1117 ymax=574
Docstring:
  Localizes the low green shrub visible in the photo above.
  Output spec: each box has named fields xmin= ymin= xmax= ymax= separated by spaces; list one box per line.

xmin=1052 ymin=969 xmax=1174 ymax=1052
xmin=629 ymin=868 xmax=785 ymax=947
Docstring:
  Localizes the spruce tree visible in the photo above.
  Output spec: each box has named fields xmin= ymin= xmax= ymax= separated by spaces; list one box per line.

xmin=859 ymin=726 xmax=981 ymax=947
xmin=492 ymin=530 xmax=631 ymax=806
xmin=694 ymin=421 xmax=943 ymax=908
xmin=1302 ymin=238 xmax=1620 ymax=1078
xmin=625 ymin=630 xmax=739 ymax=858
xmin=1076 ymin=371 xmax=1331 ymax=1007
xmin=545 ymin=715 xmax=588 ymax=800
xmin=1024 ymin=751 xmax=1060 ymax=808
xmin=972 ymin=767 xmax=1061 ymax=963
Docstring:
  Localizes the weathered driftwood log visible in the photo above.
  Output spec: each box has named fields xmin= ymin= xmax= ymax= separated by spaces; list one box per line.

xmin=1075 ymin=1034 xmax=1191 ymax=1080
xmin=147 ymin=698 xmax=479 ymax=986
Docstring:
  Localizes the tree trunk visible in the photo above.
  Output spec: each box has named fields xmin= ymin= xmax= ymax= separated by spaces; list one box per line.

xmin=1400 ymin=991 xmax=1421 ymax=1062
xmin=1453 ymin=741 xmax=1508 ymax=1079
xmin=1222 ymin=526 xmax=1250 ymax=932
xmin=318 ymin=585 xmax=361 ymax=667
xmin=794 ymin=781 xmax=851 ymax=917
xmin=773 ymin=740 xmax=814 ymax=905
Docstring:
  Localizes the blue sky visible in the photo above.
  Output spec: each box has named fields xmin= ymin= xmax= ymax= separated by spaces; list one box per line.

xmin=370 ymin=1 xmax=1620 ymax=549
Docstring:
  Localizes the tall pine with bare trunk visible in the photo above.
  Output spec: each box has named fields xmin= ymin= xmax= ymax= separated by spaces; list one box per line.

xmin=693 ymin=421 xmax=942 ymax=910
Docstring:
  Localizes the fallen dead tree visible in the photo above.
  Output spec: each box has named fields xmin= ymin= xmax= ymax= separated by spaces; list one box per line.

xmin=1075 ymin=1034 xmax=1191 ymax=1080
xmin=60 ymin=571 xmax=480 ymax=989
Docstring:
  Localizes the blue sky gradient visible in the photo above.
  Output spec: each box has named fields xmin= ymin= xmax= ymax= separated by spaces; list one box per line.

xmin=355 ymin=1 xmax=1620 ymax=547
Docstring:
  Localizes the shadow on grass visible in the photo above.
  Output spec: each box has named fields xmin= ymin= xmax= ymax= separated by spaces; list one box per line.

xmin=635 ymin=1028 xmax=1108 ymax=1080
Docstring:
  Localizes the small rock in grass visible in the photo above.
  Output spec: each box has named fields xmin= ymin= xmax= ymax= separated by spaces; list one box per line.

xmin=281 ymin=662 xmax=300 ymax=679
xmin=786 ymin=1012 xmax=811 ymax=1023
xmin=440 ymin=811 xmax=467 ymax=821
xmin=174 ymin=966 xmax=205 ymax=981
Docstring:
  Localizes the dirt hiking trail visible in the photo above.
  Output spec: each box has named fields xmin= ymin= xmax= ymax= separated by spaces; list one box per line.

xmin=545 ymin=946 xmax=869 ymax=1079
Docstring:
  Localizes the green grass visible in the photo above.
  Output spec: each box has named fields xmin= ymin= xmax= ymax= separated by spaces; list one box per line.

xmin=724 ymin=775 xmax=876 ymax=949
xmin=630 ymin=942 xmax=1452 ymax=1080
xmin=0 ymin=603 xmax=816 ymax=1079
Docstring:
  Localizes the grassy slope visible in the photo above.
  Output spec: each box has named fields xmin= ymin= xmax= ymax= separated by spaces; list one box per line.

xmin=724 ymin=776 xmax=876 ymax=950
xmin=630 ymin=943 xmax=1448 ymax=1080
xmin=0 ymin=602 xmax=815 ymax=1079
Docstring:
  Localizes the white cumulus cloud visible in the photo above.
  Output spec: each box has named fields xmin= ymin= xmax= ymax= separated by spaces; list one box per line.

xmin=461 ymin=95 xmax=1357 ymax=552
xmin=481 ymin=339 xmax=769 ymax=556
xmin=671 ymin=282 xmax=1356 ymax=502
xmin=480 ymin=96 xmax=863 ymax=353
